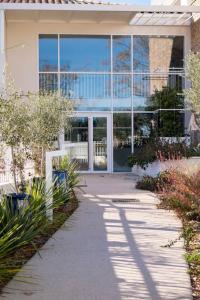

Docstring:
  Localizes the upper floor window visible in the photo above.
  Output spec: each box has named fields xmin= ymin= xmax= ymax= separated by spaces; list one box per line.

xmin=60 ymin=35 xmax=111 ymax=72
xmin=39 ymin=35 xmax=58 ymax=72
xmin=133 ymin=36 xmax=184 ymax=72
xmin=39 ymin=34 xmax=184 ymax=111
xmin=112 ymin=35 xmax=131 ymax=72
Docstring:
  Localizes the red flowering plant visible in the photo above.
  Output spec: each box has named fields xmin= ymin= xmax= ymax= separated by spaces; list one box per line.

xmin=158 ymin=169 xmax=200 ymax=220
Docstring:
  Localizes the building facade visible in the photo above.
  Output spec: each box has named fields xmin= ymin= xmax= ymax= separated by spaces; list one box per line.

xmin=0 ymin=1 xmax=200 ymax=172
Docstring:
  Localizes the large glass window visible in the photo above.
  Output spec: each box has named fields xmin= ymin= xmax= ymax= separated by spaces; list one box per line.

xmin=93 ymin=117 xmax=107 ymax=171
xmin=39 ymin=73 xmax=58 ymax=92
xmin=113 ymin=74 xmax=132 ymax=111
xmin=113 ymin=35 xmax=131 ymax=72
xmin=60 ymin=35 xmax=111 ymax=72
xmin=113 ymin=113 xmax=132 ymax=172
xmin=65 ymin=117 xmax=89 ymax=171
xmin=134 ymin=113 xmax=155 ymax=156
xmin=134 ymin=113 xmax=155 ymax=138
xmin=133 ymin=36 xmax=149 ymax=72
xmin=60 ymin=73 xmax=111 ymax=111
xmin=39 ymin=35 xmax=58 ymax=72
xmin=133 ymin=73 xmax=184 ymax=110
xmin=39 ymin=34 xmax=184 ymax=113
xmin=133 ymin=36 xmax=184 ymax=73
xmin=156 ymin=110 xmax=185 ymax=137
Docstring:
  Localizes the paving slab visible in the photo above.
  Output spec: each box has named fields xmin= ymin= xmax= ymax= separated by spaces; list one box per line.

xmin=1 ymin=174 xmax=192 ymax=300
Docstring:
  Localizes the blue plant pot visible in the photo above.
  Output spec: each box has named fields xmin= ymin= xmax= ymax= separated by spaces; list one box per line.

xmin=52 ymin=170 xmax=68 ymax=189
xmin=6 ymin=193 xmax=31 ymax=213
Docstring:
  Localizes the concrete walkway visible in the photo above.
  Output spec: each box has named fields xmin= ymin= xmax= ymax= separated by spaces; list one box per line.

xmin=1 ymin=174 xmax=192 ymax=300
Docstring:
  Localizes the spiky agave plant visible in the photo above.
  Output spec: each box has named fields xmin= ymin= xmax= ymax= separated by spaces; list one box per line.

xmin=0 ymin=178 xmax=70 ymax=286
xmin=59 ymin=156 xmax=80 ymax=191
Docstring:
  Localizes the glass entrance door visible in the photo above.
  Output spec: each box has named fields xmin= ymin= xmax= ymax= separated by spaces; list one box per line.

xmin=65 ymin=114 xmax=110 ymax=172
xmin=65 ymin=117 xmax=89 ymax=171
xmin=93 ymin=117 xmax=107 ymax=171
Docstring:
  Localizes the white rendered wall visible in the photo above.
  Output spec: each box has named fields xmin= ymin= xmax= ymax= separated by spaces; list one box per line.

xmin=0 ymin=10 xmax=5 ymax=92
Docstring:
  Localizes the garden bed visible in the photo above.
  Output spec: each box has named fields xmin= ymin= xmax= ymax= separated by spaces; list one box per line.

xmin=132 ymin=157 xmax=200 ymax=178
xmin=136 ymin=172 xmax=200 ymax=300
xmin=0 ymin=193 xmax=79 ymax=293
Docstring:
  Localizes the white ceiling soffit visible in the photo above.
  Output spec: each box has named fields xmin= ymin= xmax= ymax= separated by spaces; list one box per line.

xmin=2 ymin=4 xmax=200 ymax=26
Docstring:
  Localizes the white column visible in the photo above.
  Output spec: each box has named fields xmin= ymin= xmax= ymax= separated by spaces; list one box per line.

xmin=0 ymin=10 xmax=5 ymax=92
xmin=45 ymin=151 xmax=53 ymax=221
xmin=88 ymin=117 xmax=93 ymax=172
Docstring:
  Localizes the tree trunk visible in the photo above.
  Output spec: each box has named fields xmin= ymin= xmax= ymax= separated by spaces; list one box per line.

xmin=40 ymin=146 xmax=45 ymax=177
xmin=57 ymin=134 xmax=61 ymax=150
xmin=11 ymin=146 xmax=18 ymax=193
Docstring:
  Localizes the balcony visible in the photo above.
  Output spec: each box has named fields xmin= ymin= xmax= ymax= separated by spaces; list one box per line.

xmin=39 ymin=70 xmax=185 ymax=112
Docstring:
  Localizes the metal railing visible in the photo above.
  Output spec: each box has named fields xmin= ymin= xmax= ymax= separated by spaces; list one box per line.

xmin=0 ymin=167 xmax=34 ymax=185
xmin=39 ymin=71 xmax=185 ymax=103
xmin=0 ymin=171 xmax=12 ymax=184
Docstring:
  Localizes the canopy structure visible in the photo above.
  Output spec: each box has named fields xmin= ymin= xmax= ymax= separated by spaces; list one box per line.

xmin=1 ymin=1 xmax=200 ymax=26
xmin=129 ymin=11 xmax=193 ymax=26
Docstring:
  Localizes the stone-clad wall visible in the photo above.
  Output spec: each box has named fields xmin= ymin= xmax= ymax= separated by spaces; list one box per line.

xmin=191 ymin=0 xmax=200 ymax=52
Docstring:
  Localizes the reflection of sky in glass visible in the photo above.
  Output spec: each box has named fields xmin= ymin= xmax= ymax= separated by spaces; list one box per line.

xmin=133 ymin=37 xmax=149 ymax=72
xmin=39 ymin=34 xmax=184 ymax=111
xmin=39 ymin=35 xmax=58 ymax=72
xmin=60 ymin=35 xmax=111 ymax=72
xmin=113 ymin=36 xmax=131 ymax=72
xmin=60 ymin=73 xmax=111 ymax=99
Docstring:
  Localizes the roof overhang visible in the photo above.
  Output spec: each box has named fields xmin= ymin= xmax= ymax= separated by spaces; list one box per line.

xmin=3 ymin=4 xmax=200 ymax=26
xmin=2 ymin=3 xmax=200 ymax=12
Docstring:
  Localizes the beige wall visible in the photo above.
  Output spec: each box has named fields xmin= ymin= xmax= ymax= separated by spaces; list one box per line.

xmin=6 ymin=19 xmax=191 ymax=93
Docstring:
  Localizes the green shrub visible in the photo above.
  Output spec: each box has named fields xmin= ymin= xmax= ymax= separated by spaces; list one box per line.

xmin=136 ymin=171 xmax=171 ymax=192
xmin=185 ymin=251 xmax=200 ymax=264
xmin=128 ymin=139 xmax=157 ymax=170
xmin=136 ymin=176 xmax=158 ymax=191
xmin=128 ymin=138 xmax=200 ymax=170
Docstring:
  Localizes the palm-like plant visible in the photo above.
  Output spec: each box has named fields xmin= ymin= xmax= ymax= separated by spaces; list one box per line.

xmin=56 ymin=156 xmax=80 ymax=191
xmin=0 ymin=178 xmax=70 ymax=286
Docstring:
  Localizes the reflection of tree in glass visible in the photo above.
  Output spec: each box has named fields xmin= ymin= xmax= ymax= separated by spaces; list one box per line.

xmin=134 ymin=113 xmax=155 ymax=138
xmin=148 ymin=86 xmax=184 ymax=137
xmin=113 ymin=36 xmax=131 ymax=72
xmin=133 ymin=37 xmax=149 ymax=71
xmin=113 ymin=37 xmax=131 ymax=100
xmin=113 ymin=114 xmax=131 ymax=144
xmin=39 ymin=73 xmax=58 ymax=93
xmin=61 ymin=73 xmax=78 ymax=99
xmin=114 ymin=128 xmax=131 ymax=143
xmin=113 ymin=113 xmax=131 ymax=128
xmin=41 ymin=63 xmax=57 ymax=72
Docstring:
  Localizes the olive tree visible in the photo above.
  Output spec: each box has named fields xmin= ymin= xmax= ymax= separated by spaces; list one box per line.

xmin=0 ymin=88 xmax=31 ymax=191
xmin=185 ymin=52 xmax=200 ymax=115
xmin=0 ymin=85 xmax=73 ymax=189
xmin=29 ymin=92 xmax=73 ymax=177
